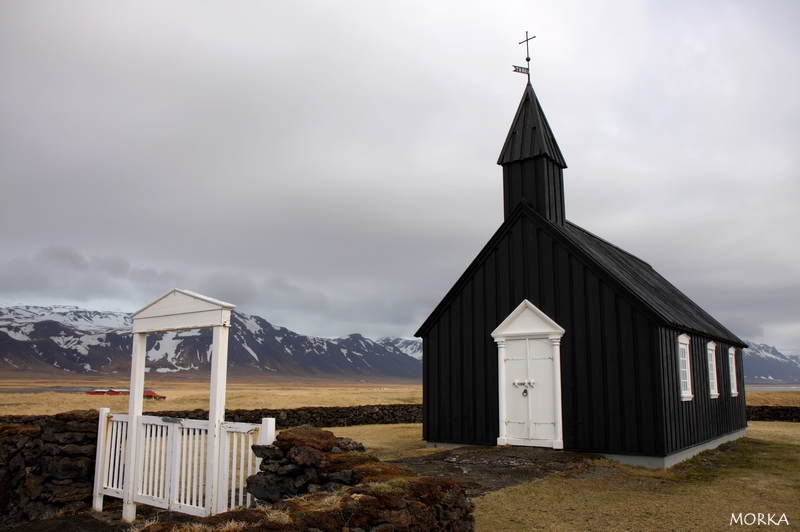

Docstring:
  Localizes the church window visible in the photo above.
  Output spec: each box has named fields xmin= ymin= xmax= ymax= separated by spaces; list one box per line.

xmin=679 ymin=334 xmax=693 ymax=401
xmin=707 ymin=342 xmax=719 ymax=399
xmin=729 ymin=347 xmax=739 ymax=396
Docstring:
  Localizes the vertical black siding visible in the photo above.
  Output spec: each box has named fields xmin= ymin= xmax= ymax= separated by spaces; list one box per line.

xmin=420 ymin=210 xmax=743 ymax=456
xmin=640 ymin=318 xmax=662 ymax=455
xmin=462 ymin=280 xmax=475 ymax=441
xmin=503 ymin=158 xmax=565 ymax=225
xmin=450 ymin=294 xmax=463 ymax=440
xmin=568 ymin=256 xmax=590 ymax=449
xmin=422 ymin=214 xmax=662 ymax=451
xmin=473 ymin=265 xmax=488 ymax=443
xmin=658 ymin=327 xmax=748 ymax=455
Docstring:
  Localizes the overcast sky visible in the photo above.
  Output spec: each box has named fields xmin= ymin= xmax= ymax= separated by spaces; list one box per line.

xmin=1 ymin=1 xmax=798 ymax=349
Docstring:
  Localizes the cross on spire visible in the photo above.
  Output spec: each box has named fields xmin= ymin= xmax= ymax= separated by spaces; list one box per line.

xmin=514 ymin=31 xmax=536 ymax=82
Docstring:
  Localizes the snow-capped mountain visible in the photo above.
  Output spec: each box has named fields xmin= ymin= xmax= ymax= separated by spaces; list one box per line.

xmin=742 ymin=342 xmax=800 ymax=384
xmin=780 ymin=348 xmax=800 ymax=361
xmin=12 ymin=304 xmax=798 ymax=384
xmin=376 ymin=337 xmax=422 ymax=360
xmin=0 ymin=305 xmax=421 ymax=379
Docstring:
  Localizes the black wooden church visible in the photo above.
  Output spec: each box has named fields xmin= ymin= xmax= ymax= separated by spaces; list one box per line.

xmin=415 ymin=81 xmax=748 ymax=468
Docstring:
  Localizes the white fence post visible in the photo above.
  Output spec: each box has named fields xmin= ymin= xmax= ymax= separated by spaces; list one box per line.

xmin=92 ymin=408 xmax=110 ymax=511
xmin=258 ymin=418 xmax=276 ymax=445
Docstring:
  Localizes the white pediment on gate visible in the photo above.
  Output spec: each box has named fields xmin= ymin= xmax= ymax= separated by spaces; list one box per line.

xmin=132 ymin=288 xmax=235 ymax=333
xmin=491 ymin=299 xmax=565 ymax=340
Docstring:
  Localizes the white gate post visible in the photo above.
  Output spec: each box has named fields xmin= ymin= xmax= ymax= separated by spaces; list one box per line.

xmin=496 ymin=339 xmax=507 ymax=445
xmin=92 ymin=407 xmax=111 ymax=511
xmin=206 ymin=323 xmax=230 ymax=515
xmin=257 ymin=417 xmax=276 ymax=445
xmin=122 ymin=331 xmax=147 ymax=522
xmin=550 ymin=335 xmax=564 ymax=449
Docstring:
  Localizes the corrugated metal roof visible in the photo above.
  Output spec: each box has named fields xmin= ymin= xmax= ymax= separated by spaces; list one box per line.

xmin=497 ymin=82 xmax=567 ymax=168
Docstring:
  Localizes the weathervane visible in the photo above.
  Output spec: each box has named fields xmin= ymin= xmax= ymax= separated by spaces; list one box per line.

xmin=513 ymin=31 xmax=535 ymax=82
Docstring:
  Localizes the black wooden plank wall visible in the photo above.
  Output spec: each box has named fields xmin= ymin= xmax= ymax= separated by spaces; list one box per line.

xmin=503 ymin=159 xmax=565 ymax=224
xmin=422 ymin=213 xmax=666 ymax=452
xmin=658 ymin=328 xmax=747 ymax=455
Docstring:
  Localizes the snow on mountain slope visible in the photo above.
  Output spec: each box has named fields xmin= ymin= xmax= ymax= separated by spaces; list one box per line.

xmin=0 ymin=305 xmax=421 ymax=379
xmin=376 ymin=337 xmax=422 ymax=360
xmin=0 ymin=305 xmax=132 ymax=333
xmin=743 ymin=341 xmax=800 ymax=383
xmin=8 ymin=305 xmax=800 ymax=384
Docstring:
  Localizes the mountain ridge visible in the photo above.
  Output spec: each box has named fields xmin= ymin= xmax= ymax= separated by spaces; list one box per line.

xmin=0 ymin=305 xmax=421 ymax=380
xmin=742 ymin=340 xmax=800 ymax=384
xmin=3 ymin=305 xmax=799 ymax=384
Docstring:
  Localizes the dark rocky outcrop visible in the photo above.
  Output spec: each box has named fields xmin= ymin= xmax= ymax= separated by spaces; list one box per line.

xmin=245 ymin=426 xmax=475 ymax=531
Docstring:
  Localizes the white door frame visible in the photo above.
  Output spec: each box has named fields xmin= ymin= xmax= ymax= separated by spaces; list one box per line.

xmin=493 ymin=300 xmax=565 ymax=449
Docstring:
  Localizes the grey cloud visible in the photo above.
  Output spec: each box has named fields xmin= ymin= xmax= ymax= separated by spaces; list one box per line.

xmin=38 ymin=246 xmax=90 ymax=272
xmin=1 ymin=1 xmax=799 ymax=347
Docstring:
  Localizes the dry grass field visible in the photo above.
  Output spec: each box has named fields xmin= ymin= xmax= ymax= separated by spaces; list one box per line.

xmin=745 ymin=389 xmax=800 ymax=406
xmin=0 ymin=375 xmax=422 ymax=416
xmin=330 ymin=422 xmax=800 ymax=531
xmin=1 ymin=377 xmax=798 ymax=531
xmin=473 ymin=425 xmax=800 ymax=531
xmin=1 ymin=374 xmax=793 ymax=416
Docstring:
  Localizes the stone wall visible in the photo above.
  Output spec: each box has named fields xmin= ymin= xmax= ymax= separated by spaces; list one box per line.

xmin=0 ymin=404 xmax=421 ymax=525
xmin=746 ymin=405 xmax=800 ymax=422
xmin=243 ymin=426 xmax=474 ymax=531
xmin=0 ymin=411 xmax=98 ymax=526
xmin=155 ymin=404 xmax=423 ymax=428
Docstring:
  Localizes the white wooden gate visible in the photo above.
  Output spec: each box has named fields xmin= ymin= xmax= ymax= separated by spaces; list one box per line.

xmin=94 ymin=410 xmax=274 ymax=516
xmin=493 ymin=299 xmax=565 ymax=449
xmin=91 ymin=290 xmax=283 ymax=521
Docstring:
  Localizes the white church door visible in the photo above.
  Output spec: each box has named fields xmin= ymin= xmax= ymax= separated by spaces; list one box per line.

xmin=503 ymin=338 xmax=556 ymax=443
xmin=493 ymin=300 xmax=564 ymax=449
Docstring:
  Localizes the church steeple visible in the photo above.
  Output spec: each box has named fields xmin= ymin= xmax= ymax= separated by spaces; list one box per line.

xmin=498 ymin=82 xmax=567 ymax=224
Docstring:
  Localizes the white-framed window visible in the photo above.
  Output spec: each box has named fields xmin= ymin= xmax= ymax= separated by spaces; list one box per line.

xmin=707 ymin=342 xmax=719 ymax=399
xmin=678 ymin=334 xmax=693 ymax=401
xmin=729 ymin=347 xmax=739 ymax=397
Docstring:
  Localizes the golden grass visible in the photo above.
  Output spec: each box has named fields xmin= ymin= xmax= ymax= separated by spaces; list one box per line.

xmin=2 ymin=377 xmax=795 ymax=417
xmin=746 ymin=390 xmax=800 ymax=406
xmin=322 ymin=423 xmax=438 ymax=461
xmin=0 ymin=378 xmax=422 ymax=416
xmin=745 ymin=420 xmax=800 ymax=445
xmin=473 ymin=423 xmax=800 ymax=531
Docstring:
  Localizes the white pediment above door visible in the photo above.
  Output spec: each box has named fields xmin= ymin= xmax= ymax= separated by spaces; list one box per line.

xmin=491 ymin=299 xmax=565 ymax=340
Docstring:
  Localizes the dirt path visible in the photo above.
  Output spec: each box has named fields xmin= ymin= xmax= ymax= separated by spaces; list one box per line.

xmin=390 ymin=444 xmax=595 ymax=497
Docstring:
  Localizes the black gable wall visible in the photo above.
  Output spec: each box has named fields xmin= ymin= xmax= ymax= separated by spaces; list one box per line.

xmin=420 ymin=209 xmax=667 ymax=454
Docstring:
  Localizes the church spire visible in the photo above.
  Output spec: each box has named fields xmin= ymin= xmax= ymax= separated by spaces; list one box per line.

xmin=497 ymin=82 xmax=566 ymax=167
xmin=498 ymin=82 xmax=568 ymax=224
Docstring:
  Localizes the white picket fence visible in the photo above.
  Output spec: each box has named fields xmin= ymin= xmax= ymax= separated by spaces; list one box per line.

xmin=93 ymin=409 xmax=275 ymax=517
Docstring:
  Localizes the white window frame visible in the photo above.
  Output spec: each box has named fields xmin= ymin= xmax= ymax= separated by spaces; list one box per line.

xmin=707 ymin=342 xmax=719 ymax=399
xmin=729 ymin=347 xmax=739 ymax=397
xmin=678 ymin=334 xmax=693 ymax=401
